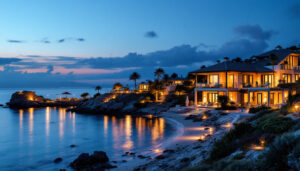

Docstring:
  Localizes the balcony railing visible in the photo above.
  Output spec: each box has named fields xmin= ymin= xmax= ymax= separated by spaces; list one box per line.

xmin=196 ymin=82 xmax=277 ymax=89
xmin=196 ymin=82 xmax=239 ymax=89
xmin=272 ymin=65 xmax=300 ymax=71
xmin=242 ymin=82 xmax=275 ymax=88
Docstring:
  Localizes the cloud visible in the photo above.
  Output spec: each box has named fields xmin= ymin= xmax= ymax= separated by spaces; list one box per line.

xmin=145 ymin=31 xmax=158 ymax=38
xmin=234 ymin=24 xmax=275 ymax=40
xmin=58 ymin=39 xmax=65 ymax=43
xmin=7 ymin=40 xmax=25 ymax=43
xmin=287 ymin=3 xmax=300 ymax=19
xmin=58 ymin=37 xmax=85 ymax=43
xmin=47 ymin=65 xmax=54 ymax=73
xmin=40 ymin=38 xmax=51 ymax=44
xmin=0 ymin=58 xmax=21 ymax=65
xmin=0 ymin=24 xmax=276 ymax=88
xmin=77 ymin=38 xmax=85 ymax=42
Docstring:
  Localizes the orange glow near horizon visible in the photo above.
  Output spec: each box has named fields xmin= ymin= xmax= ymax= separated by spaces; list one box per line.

xmin=222 ymin=122 xmax=233 ymax=128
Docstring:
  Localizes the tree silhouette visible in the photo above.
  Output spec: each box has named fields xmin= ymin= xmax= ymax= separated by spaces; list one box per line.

xmin=81 ymin=92 xmax=89 ymax=99
xmin=149 ymin=79 xmax=165 ymax=101
xmin=154 ymin=68 xmax=164 ymax=81
xmin=95 ymin=86 xmax=102 ymax=94
xmin=171 ymin=73 xmax=178 ymax=79
xmin=129 ymin=72 xmax=140 ymax=90
xmin=163 ymin=74 xmax=169 ymax=83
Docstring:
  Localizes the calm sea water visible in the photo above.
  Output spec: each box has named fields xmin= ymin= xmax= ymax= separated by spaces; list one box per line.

xmin=0 ymin=88 xmax=175 ymax=170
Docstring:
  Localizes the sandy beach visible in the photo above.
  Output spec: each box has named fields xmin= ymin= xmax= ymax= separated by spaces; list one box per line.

xmin=113 ymin=107 xmax=251 ymax=171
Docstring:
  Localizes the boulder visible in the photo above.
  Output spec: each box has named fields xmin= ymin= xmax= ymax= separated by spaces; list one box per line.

xmin=70 ymin=151 xmax=114 ymax=170
xmin=54 ymin=157 xmax=63 ymax=163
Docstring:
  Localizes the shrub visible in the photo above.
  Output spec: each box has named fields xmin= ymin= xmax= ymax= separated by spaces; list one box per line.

xmin=249 ymin=105 xmax=271 ymax=113
xmin=258 ymin=134 xmax=300 ymax=170
xmin=257 ymin=114 xmax=294 ymax=134
xmin=218 ymin=95 xmax=229 ymax=109
xmin=247 ymin=110 xmax=275 ymax=122
xmin=209 ymin=122 xmax=254 ymax=160
xmin=232 ymin=153 xmax=245 ymax=160
xmin=289 ymin=120 xmax=300 ymax=132
xmin=223 ymin=160 xmax=254 ymax=171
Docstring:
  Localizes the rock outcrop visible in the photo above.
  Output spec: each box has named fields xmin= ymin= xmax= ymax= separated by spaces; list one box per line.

xmin=7 ymin=91 xmax=82 ymax=108
xmin=71 ymin=93 xmax=177 ymax=115
xmin=70 ymin=151 xmax=116 ymax=170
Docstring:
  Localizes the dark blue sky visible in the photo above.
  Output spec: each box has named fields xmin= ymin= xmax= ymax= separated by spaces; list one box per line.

xmin=0 ymin=0 xmax=299 ymax=88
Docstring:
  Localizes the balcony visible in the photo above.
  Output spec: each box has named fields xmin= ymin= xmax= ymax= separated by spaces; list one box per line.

xmin=242 ymin=82 xmax=282 ymax=89
xmin=196 ymin=82 xmax=239 ymax=89
xmin=270 ymin=65 xmax=300 ymax=71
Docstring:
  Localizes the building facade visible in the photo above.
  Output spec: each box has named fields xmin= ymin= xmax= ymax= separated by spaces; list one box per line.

xmin=190 ymin=50 xmax=300 ymax=107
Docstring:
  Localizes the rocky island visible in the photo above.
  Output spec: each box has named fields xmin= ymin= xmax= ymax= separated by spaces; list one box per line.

xmin=7 ymin=91 xmax=82 ymax=109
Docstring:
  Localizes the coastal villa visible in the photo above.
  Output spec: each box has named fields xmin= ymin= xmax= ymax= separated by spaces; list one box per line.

xmin=169 ymin=76 xmax=186 ymax=85
xmin=138 ymin=82 xmax=150 ymax=92
xmin=190 ymin=49 xmax=300 ymax=107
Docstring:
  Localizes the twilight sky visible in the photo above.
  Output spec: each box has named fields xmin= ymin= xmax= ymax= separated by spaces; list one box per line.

xmin=0 ymin=0 xmax=299 ymax=88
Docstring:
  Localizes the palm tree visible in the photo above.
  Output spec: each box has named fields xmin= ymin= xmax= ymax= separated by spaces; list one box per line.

xmin=149 ymin=79 xmax=165 ymax=101
xmin=129 ymin=72 xmax=140 ymax=90
xmin=80 ymin=92 xmax=89 ymax=99
xmin=95 ymin=86 xmax=102 ymax=94
xmin=113 ymin=82 xmax=123 ymax=91
xmin=154 ymin=68 xmax=164 ymax=81
xmin=224 ymin=57 xmax=230 ymax=88
xmin=62 ymin=92 xmax=71 ymax=98
xmin=216 ymin=60 xmax=221 ymax=64
xmin=163 ymin=74 xmax=169 ymax=84
xmin=171 ymin=73 xmax=178 ymax=79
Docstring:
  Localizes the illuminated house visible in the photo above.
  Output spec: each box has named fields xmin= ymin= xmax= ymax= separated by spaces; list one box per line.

xmin=190 ymin=49 xmax=300 ymax=107
xmin=138 ymin=82 xmax=150 ymax=92
xmin=169 ymin=76 xmax=186 ymax=85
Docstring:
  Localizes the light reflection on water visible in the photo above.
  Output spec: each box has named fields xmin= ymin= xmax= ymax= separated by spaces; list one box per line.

xmin=0 ymin=106 xmax=172 ymax=170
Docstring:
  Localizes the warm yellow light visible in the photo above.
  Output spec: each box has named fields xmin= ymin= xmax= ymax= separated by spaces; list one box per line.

xmin=222 ymin=122 xmax=232 ymax=128
xmin=295 ymin=105 xmax=299 ymax=110
xmin=202 ymin=115 xmax=207 ymax=120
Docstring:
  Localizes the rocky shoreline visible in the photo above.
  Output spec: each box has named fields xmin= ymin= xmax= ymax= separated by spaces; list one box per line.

xmin=70 ymin=93 xmax=178 ymax=116
xmin=112 ymin=108 xmax=252 ymax=171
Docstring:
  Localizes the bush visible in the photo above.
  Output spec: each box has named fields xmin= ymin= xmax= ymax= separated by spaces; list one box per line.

xmin=249 ymin=105 xmax=271 ymax=113
xmin=232 ymin=153 xmax=245 ymax=160
xmin=289 ymin=120 xmax=300 ymax=132
xmin=257 ymin=114 xmax=294 ymax=134
xmin=223 ymin=160 xmax=254 ymax=171
xmin=247 ymin=110 xmax=275 ymax=122
xmin=258 ymin=134 xmax=300 ymax=170
xmin=209 ymin=122 xmax=254 ymax=160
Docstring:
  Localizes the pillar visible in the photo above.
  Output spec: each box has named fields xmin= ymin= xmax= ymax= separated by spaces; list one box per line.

xmin=282 ymin=89 xmax=284 ymax=104
xmin=194 ymin=89 xmax=197 ymax=107
xmin=267 ymin=91 xmax=270 ymax=107
xmin=248 ymin=91 xmax=250 ymax=107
